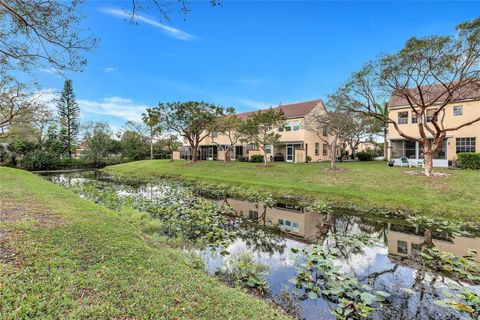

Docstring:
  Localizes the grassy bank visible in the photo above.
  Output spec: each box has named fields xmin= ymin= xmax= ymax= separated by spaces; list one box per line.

xmin=106 ymin=160 xmax=480 ymax=224
xmin=0 ymin=167 xmax=290 ymax=319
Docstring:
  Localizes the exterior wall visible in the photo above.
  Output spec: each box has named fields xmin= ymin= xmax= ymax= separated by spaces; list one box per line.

xmin=172 ymin=151 xmax=181 ymax=160
xmin=181 ymin=102 xmax=334 ymax=162
xmin=387 ymin=230 xmax=480 ymax=261
xmin=387 ymin=100 xmax=480 ymax=163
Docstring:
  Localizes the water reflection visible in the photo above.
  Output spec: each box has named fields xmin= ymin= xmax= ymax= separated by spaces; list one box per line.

xmin=40 ymin=171 xmax=480 ymax=320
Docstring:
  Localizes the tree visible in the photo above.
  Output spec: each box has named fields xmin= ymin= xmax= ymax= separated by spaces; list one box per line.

xmin=0 ymin=76 xmax=37 ymax=137
xmin=57 ymin=79 xmax=80 ymax=158
xmin=239 ymin=109 xmax=285 ymax=167
xmin=338 ymin=17 xmax=480 ymax=176
xmin=342 ymin=113 xmax=377 ymax=159
xmin=212 ymin=113 xmax=245 ymax=164
xmin=163 ymin=134 xmax=181 ymax=161
xmin=304 ymin=108 xmax=352 ymax=170
xmin=142 ymin=108 xmax=162 ymax=160
xmin=0 ymin=0 xmax=97 ymax=74
xmin=120 ymin=130 xmax=149 ymax=160
xmin=157 ymin=101 xmax=227 ymax=163
xmin=82 ymin=122 xmax=118 ymax=164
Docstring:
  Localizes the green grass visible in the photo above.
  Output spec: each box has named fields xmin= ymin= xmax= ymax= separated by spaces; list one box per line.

xmin=106 ymin=160 xmax=480 ymax=224
xmin=0 ymin=167 xmax=290 ymax=320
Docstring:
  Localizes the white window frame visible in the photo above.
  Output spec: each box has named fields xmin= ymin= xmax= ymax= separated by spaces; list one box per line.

xmin=398 ymin=111 xmax=408 ymax=124
xmin=453 ymin=105 xmax=463 ymax=116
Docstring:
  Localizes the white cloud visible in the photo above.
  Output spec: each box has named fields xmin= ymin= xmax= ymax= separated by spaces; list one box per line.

xmin=78 ymin=96 xmax=148 ymax=122
xmin=101 ymin=8 xmax=199 ymax=41
xmin=238 ymin=99 xmax=275 ymax=110
xmin=38 ymin=67 xmax=58 ymax=75
xmin=102 ymin=67 xmax=116 ymax=73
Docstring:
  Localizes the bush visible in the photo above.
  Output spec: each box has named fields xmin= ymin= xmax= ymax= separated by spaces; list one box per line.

xmin=237 ymin=156 xmax=248 ymax=162
xmin=306 ymin=155 xmax=312 ymax=163
xmin=457 ymin=153 xmax=480 ymax=170
xmin=356 ymin=151 xmax=377 ymax=161
xmin=250 ymin=155 xmax=264 ymax=163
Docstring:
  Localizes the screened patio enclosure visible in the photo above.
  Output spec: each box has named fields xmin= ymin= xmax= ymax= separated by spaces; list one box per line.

xmin=389 ymin=139 xmax=449 ymax=167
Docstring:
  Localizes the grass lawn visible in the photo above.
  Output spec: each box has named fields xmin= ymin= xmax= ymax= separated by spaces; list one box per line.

xmin=0 ymin=167 xmax=290 ymax=320
xmin=106 ymin=160 xmax=480 ymax=224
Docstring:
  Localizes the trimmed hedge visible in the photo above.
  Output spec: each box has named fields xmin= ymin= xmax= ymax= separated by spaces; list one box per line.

xmin=457 ymin=153 xmax=480 ymax=170
xmin=356 ymin=151 xmax=378 ymax=161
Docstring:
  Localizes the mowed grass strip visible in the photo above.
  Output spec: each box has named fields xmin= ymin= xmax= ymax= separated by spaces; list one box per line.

xmin=0 ymin=167 xmax=291 ymax=320
xmin=106 ymin=160 xmax=480 ymax=224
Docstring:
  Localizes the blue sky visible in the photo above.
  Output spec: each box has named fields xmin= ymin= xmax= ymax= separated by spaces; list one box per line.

xmin=36 ymin=1 xmax=480 ymax=130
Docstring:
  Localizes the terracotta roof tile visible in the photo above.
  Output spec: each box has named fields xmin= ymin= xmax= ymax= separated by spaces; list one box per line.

xmin=236 ymin=99 xmax=323 ymax=119
xmin=388 ymin=81 xmax=480 ymax=108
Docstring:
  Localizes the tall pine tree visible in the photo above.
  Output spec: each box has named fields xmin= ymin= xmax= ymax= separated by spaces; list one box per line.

xmin=57 ymin=79 xmax=80 ymax=158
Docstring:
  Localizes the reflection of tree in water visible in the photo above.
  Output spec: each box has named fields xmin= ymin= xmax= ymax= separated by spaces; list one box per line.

xmin=220 ymin=198 xmax=287 ymax=255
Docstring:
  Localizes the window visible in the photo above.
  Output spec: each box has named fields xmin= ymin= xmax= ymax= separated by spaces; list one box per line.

xmin=284 ymin=220 xmax=291 ymax=231
xmin=405 ymin=140 xmax=416 ymax=159
xmin=247 ymin=143 xmax=256 ymax=151
xmin=292 ymin=121 xmax=300 ymax=131
xmin=315 ymin=143 xmax=319 ymax=156
xmin=397 ymin=240 xmax=408 ymax=254
xmin=426 ymin=109 xmax=437 ymax=122
xmin=322 ymin=127 xmax=328 ymax=136
xmin=292 ymin=222 xmax=299 ymax=233
xmin=265 ymin=144 xmax=272 ymax=154
xmin=398 ymin=111 xmax=408 ymax=124
xmin=248 ymin=210 xmax=258 ymax=220
xmin=285 ymin=122 xmax=292 ymax=131
xmin=412 ymin=114 xmax=418 ymax=124
xmin=456 ymin=137 xmax=476 ymax=153
xmin=210 ymin=131 xmax=218 ymax=138
xmin=278 ymin=126 xmax=284 ymax=132
xmin=419 ymin=139 xmax=448 ymax=160
xmin=453 ymin=105 xmax=463 ymax=116
xmin=278 ymin=219 xmax=284 ymax=226
xmin=323 ymin=144 xmax=328 ymax=156
xmin=411 ymin=243 xmax=422 ymax=253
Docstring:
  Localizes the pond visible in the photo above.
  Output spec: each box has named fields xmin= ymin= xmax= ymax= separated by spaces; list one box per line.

xmin=39 ymin=170 xmax=480 ymax=320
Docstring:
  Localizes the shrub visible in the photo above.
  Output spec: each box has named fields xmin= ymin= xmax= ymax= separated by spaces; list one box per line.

xmin=237 ymin=156 xmax=248 ymax=162
xmin=356 ymin=151 xmax=377 ymax=161
xmin=250 ymin=155 xmax=264 ymax=163
xmin=456 ymin=153 xmax=480 ymax=170
xmin=306 ymin=155 xmax=312 ymax=163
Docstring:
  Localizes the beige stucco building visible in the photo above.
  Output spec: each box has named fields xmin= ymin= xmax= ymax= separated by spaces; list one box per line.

xmin=386 ymin=85 xmax=480 ymax=167
xmin=180 ymin=99 xmax=332 ymax=163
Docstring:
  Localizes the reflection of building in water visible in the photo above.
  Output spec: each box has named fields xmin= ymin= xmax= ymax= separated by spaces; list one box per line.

xmin=387 ymin=224 xmax=480 ymax=261
xmin=221 ymin=198 xmax=328 ymax=241
xmin=221 ymin=197 xmax=480 ymax=261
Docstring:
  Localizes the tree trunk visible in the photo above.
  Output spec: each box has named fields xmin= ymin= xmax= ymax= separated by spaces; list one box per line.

xmin=329 ymin=143 xmax=337 ymax=170
xmin=150 ymin=127 xmax=154 ymax=160
xmin=191 ymin=145 xmax=198 ymax=163
xmin=383 ymin=128 xmax=388 ymax=160
xmin=263 ymin=149 xmax=268 ymax=167
xmin=423 ymin=151 xmax=433 ymax=177
xmin=423 ymin=229 xmax=433 ymax=247
xmin=224 ymin=148 xmax=229 ymax=164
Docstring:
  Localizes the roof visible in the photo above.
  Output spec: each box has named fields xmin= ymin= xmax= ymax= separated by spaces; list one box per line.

xmin=388 ymin=81 xmax=480 ymax=108
xmin=236 ymin=99 xmax=324 ymax=119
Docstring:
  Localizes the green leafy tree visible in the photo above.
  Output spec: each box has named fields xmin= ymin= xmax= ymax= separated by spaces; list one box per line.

xmin=157 ymin=101 xmax=227 ymax=163
xmin=120 ymin=130 xmax=149 ymax=160
xmin=239 ymin=108 xmax=285 ymax=167
xmin=142 ymin=108 xmax=162 ymax=160
xmin=212 ymin=112 xmax=245 ymax=163
xmin=82 ymin=121 xmax=119 ymax=164
xmin=338 ymin=17 xmax=480 ymax=176
xmin=57 ymin=79 xmax=80 ymax=158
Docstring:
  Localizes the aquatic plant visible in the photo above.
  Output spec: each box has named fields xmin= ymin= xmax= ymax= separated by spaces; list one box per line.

xmin=291 ymin=233 xmax=389 ymax=319
xmin=215 ymin=252 xmax=270 ymax=294
xmin=435 ymin=285 xmax=480 ymax=318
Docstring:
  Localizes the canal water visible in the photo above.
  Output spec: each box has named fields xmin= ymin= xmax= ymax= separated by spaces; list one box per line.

xmin=39 ymin=170 xmax=480 ymax=320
